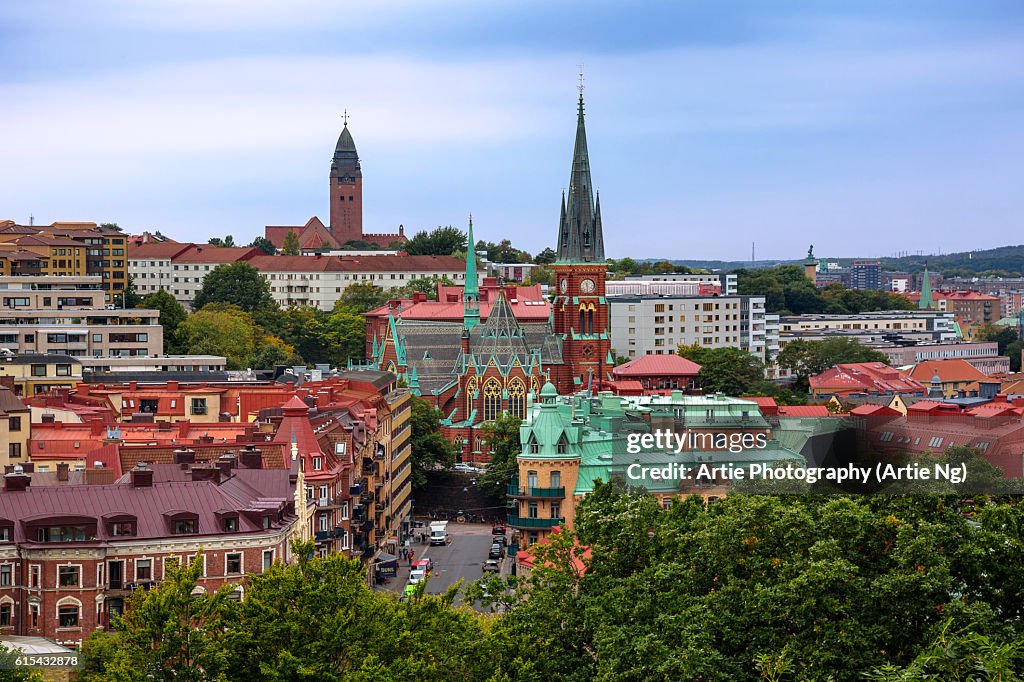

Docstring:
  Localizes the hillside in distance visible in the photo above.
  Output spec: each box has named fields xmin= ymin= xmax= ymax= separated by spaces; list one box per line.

xmin=636 ymin=244 xmax=1024 ymax=275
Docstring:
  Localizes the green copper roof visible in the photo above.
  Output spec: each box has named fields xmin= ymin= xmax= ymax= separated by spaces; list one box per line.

xmin=919 ymin=265 xmax=933 ymax=310
xmin=463 ymin=216 xmax=480 ymax=331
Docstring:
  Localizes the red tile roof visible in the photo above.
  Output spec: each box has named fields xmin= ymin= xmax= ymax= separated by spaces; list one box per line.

xmin=128 ymin=242 xmax=194 ymax=259
xmin=613 ymin=354 xmax=702 ymax=378
xmin=810 ymin=362 xmax=925 ymax=396
xmin=172 ymin=246 xmax=260 ymax=264
xmin=247 ymin=254 xmax=465 ymax=273
xmin=909 ymin=359 xmax=990 ymax=384
xmin=777 ymin=405 xmax=831 ymax=417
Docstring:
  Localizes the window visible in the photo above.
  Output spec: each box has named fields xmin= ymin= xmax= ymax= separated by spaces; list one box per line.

xmin=191 ymin=398 xmax=207 ymax=415
xmin=8 ymin=417 xmax=20 ymax=432
xmin=550 ymin=471 xmax=561 ymax=488
xmin=174 ymin=519 xmax=196 ymax=534
xmin=550 ymin=503 xmax=561 ymax=518
xmin=483 ymin=378 xmax=501 ymax=422
xmin=30 ymin=565 xmax=40 ymax=588
xmin=58 ymin=565 xmax=80 ymax=587
xmin=136 ymin=559 xmax=152 ymax=582
xmin=31 ymin=364 xmax=47 ymax=377
xmin=58 ymin=605 xmax=79 ymax=628
xmin=319 ymin=514 xmax=329 ymax=532
xmin=262 ymin=550 xmax=274 ymax=572
xmin=0 ymin=603 xmax=11 ymax=627
xmin=527 ymin=501 xmax=538 ymax=519
xmin=508 ymin=380 xmax=526 ymax=419
xmin=0 ymin=565 xmax=10 ymax=586
xmin=312 ymin=456 xmax=322 ymax=471
xmin=29 ymin=604 xmax=38 ymax=628
xmin=223 ymin=516 xmax=238 ymax=532
xmin=226 ymin=553 xmax=243 ymax=575
xmin=111 ymin=521 xmax=135 ymax=536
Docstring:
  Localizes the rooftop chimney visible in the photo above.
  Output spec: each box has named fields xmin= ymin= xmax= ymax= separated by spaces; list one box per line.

xmin=130 ymin=462 xmax=154 ymax=488
xmin=190 ymin=465 xmax=221 ymax=485
xmin=239 ymin=445 xmax=263 ymax=469
xmin=4 ymin=465 xmax=30 ymax=491
xmin=173 ymin=448 xmax=196 ymax=465
xmin=215 ymin=455 xmax=235 ymax=478
xmin=57 ymin=462 xmax=70 ymax=482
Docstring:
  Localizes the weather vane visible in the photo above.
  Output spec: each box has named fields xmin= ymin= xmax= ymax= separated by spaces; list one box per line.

xmin=577 ymin=65 xmax=585 ymax=96
xmin=343 ymin=108 xmax=349 ymax=125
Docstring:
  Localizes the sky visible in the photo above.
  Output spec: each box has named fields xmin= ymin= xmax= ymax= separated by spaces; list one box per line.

xmin=2 ymin=0 xmax=1023 ymax=262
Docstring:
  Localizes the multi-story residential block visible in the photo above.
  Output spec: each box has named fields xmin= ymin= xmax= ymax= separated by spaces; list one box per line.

xmin=0 ymin=275 xmax=162 ymax=364
xmin=0 ymin=387 xmax=29 ymax=468
xmin=779 ymin=310 xmax=957 ymax=341
xmin=623 ymin=272 xmax=737 ymax=296
xmin=0 ymin=222 xmax=129 ymax=304
xmin=878 ymin=341 xmax=1008 ymax=375
xmin=129 ymin=242 xmax=468 ymax=311
xmin=0 ymin=354 xmax=83 ymax=397
xmin=510 ymin=385 xmax=803 ymax=548
xmin=850 ymin=260 xmax=882 ymax=290
xmin=908 ymin=289 xmax=1000 ymax=335
xmin=608 ymin=294 xmax=769 ymax=361
xmin=0 ymin=458 xmax=311 ymax=646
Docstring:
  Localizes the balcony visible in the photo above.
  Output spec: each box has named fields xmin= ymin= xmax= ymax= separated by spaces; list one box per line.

xmin=359 ymin=518 xmax=373 ymax=531
xmin=349 ymin=482 xmax=363 ymax=497
xmin=507 ymin=515 xmax=565 ymax=529
xmin=362 ymin=456 xmax=374 ymax=469
xmin=506 ymin=484 xmax=565 ymax=499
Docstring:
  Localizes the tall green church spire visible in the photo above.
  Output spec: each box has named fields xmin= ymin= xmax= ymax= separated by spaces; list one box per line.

xmin=463 ymin=214 xmax=480 ymax=330
xmin=919 ymin=263 xmax=933 ymax=310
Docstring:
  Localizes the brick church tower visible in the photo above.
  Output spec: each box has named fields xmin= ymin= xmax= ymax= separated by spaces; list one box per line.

xmin=329 ymin=119 xmax=363 ymax=243
xmin=550 ymin=89 xmax=610 ymax=395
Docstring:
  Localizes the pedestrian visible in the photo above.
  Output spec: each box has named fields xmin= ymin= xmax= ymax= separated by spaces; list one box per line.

xmin=409 ymin=550 xmax=415 ymax=566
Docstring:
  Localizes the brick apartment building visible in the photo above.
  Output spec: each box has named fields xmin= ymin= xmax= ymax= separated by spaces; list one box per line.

xmin=0 ymin=457 xmax=311 ymax=647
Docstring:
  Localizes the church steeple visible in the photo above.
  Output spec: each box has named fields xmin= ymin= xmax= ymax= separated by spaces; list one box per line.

xmin=919 ymin=263 xmax=933 ymax=310
xmin=329 ymin=112 xmax=364 ymax=243
xmin=556 ymin=89 xmax=604 ymax=263
xmin=463 ymin=214 xmax=480 ymax=331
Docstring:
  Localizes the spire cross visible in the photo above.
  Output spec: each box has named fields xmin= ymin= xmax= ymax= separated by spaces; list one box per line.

xmin=577 ymin=65 xmax=585 ymax=96
xmin=343 ymin=109 xmax=349 ymax=126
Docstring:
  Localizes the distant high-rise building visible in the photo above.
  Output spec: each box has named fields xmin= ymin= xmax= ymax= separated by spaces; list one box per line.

xmin=850 ymin=259 xmax=882 ymax=290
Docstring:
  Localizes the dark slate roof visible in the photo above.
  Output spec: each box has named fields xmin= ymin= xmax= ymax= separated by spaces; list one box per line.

xmin=331 ymin=123 xmax=361 ymax=176
xmin=0 ymin=386 xmax=28 ymax=414
xmin=2 ymin=353 xmax=82 ymax=365
xmin=556 ymin=94 xmax=604 ymax=263
xmin=82 ymin=371 xmax=230 ymax=384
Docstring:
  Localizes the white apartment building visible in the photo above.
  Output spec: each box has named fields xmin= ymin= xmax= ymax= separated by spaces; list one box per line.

xmin=623 ymin=273 xmax=738 ymax=296
xmin=608 ymin=294 xmax=770 ymax=361
xmin=129 ymin=242 xmax=470 ymax=311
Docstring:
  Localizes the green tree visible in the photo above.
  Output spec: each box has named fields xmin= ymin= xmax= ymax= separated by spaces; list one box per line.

xmin=404 ymin=226 xmax=467 ymax=256
xmin=478 ymin=413 xmax=521 ymax=500
xmin=207 ymin=235 xmax=236 ymax=247
xmin=526 ymin=264 xmax=554 ymax=287
xmin=142 ymin=289 xmax=187 ymax=353
xmin=393 ymin=276 xmax=454 ymax=300
xmin=409 ymin=396 xmax=456 ymax=489
xmin=534 ymin=247 xmax=557 ymax=265
xmin=192 ymin=262 xmax=274 ymax=313
xmin=1007 ymin=338 xmax=1024 ymax=372
xmin=975 ymin=324 xmax=1019 ymax=354
xmin=677 ymin=345 xmax=765 ymax=395
xmin=281 ymin=229 xmax=301 ymax=255
xmin=336 ymin=282 xmax=391 ymax=314
xmin=99 ymin=222 xmax=124 ymax=233
xmin=79 ymin=551 xmax=237 ymax=681
xmin=248 ymin=236 xmax=276 ymax=255
xmin=776 ymin=337 xmax=889 ymax=391
xmin=119 ymin=275 xmax=143 ymax=308
xmin=177 ymin=303 xmax=265 ymax=369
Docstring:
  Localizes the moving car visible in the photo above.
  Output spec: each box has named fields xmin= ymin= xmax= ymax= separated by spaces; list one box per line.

xmin=408 ymin=569 xmax=427 ymax=585
xmin=488 ymin=542 xmax=504 ymax=560
xmin=429 ymin=521 xmax=450 ymax=546
xmin=482 ymin=559 xmax=500 ymax=573
xmin=491 ymin=524 xmax=506 ymax=536
xmin=412 ymin=558 xmax=433 ymax=573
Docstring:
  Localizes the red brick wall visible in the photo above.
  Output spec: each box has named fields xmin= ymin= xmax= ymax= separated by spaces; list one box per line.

xmin=330 ymin=176 xmax=363 ymax=243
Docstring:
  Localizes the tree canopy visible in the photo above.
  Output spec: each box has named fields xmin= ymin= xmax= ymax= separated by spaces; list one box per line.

xmin=776 ymin=337 xmax=889 ymax=391
xmin=141 ymin=289 xmax=188 ymax=353
xmin=335 ymin=282 xmax=391 ymax=314
xmin=408 ymin=396 xmax=455 ymax=489
xmin=248 ymin=236 xmax=277 ymax=255
xmin=192 ymin=262 xmax=274 ymax=313
xmin=734 ymin=266 xmax=915 ymax=315
xmin=404 ymin=226 xmax=467 ymax=256
xmin=281 ymin=229 xmax=301 ymax=256
xmin=677 ymin=344 xmax=766 ymax=395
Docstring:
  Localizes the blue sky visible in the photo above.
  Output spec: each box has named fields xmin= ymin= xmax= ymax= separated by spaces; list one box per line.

xmin=2 ymin=1 xmax=1022 ymax=261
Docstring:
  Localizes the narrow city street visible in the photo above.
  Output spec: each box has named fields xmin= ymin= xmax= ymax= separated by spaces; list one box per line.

xmin=377 ymin=522 xmax=510 ymax=608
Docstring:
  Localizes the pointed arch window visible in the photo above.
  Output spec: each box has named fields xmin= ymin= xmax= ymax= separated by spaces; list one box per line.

xmin=483 ymin=378 xmax=502 ymax=422
xmin=579 ymin=308 xmax=585 ymax=333
xmin=465 ymin=376 xmax=478 ymax=417
xmin=557 ymin=434 xmax=569 ymax=454
xmin=587 ymin=309 xmax=595 ymax=335
xmin=508 ymin=379 xmax=526 ymax=419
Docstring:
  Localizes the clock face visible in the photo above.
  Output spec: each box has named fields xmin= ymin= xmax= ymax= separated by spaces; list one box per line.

xmin=559 ymin=278 xmax=568 ymax=294
xmin=580 ymin=278 xmax=596 ymax=294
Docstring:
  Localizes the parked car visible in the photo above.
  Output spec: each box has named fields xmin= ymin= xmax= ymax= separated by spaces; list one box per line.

xmin=493 ymin=535 xmax=508 ymax=547
xmin=491 ymin=524 xmax=506 ymax=536
xmin=453 ymin=463 xmax=477 ymax=473
xmin=408 ymin=569 xmax=427 ymax=585
xmin=482 ymin=559 xmax=500 ymax=573
xmin=412 ymin=558 xmax=433 ymax=573
xmin=488 ymin=542 xmax=504 ymax=560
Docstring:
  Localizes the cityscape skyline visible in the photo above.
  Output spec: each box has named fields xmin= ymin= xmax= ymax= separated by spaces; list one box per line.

xmin=2 ymin=1 xmax=1023 ymax=260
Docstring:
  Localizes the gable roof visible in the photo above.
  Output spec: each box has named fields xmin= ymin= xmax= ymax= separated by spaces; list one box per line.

xmin=909 ymin=359 xmax=989 ymax=384
xmin=613 ymin=354 xmax=701 ymax=377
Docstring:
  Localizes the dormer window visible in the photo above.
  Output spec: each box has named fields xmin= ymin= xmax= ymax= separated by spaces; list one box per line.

xmin=223 ymin=517 xmax=239 ymax=532
xmin=165 ymin=511 xmax=199 ymax=535
xmin=174 ymin=519 xmax=196 ymax=534
xmin=557 ymin=435 xmax=568 ymax=454
xmin=111 ymin=521 xmax=135 ymax=537
xmin=312 ymin=457 xmax=323 ymax=471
